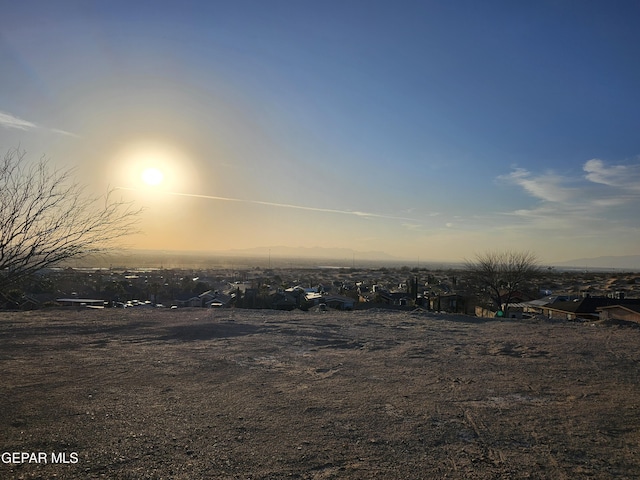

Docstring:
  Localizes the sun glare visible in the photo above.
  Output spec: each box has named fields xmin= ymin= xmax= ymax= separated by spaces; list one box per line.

xmin=112 ymin=139 xmax=199 ymax=195
xmin=141 ymin=167 xmax=164 ymax=186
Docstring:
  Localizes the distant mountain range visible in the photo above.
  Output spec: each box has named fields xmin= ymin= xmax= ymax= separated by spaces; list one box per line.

xmin=554 ymin=255 xmax=640 ymax=270
xmin=67 ymin=248 xmax=640 ymax=271
xmin=222 ymin=246 xmax=399 ymax=261
xmin=64 ymin=247 xmax=403 ymax=269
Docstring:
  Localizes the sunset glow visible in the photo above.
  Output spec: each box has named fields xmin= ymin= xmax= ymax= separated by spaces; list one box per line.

xmin=110 ymin=140 xmax=197 ymax=195
xmin=2 ymin=3 xmax=639 ymax=264
xmin=141 ymin=167 xmax=164 ymax=186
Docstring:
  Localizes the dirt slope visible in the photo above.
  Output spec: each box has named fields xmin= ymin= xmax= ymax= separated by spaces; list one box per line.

xmin=1 ymin=308 xmax=639 ymax=479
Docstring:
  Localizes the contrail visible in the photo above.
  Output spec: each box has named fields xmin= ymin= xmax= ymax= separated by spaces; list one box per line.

xmin=115 ymin=186 xmax=420 ymax=222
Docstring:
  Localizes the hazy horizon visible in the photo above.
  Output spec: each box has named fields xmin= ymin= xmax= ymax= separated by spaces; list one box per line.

xmin=2 ymin=1 xmax=639 ymax=264
xmin=64 ymin=246 xmax=640 ymax=272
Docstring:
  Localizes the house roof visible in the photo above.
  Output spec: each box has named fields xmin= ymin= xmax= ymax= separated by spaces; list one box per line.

xmin=56 ymin=298 xmax=105 ymax=304
xmin=437 ymin=293 xmax=465 ymax=299
xmin=271 ymin=291 xmax=297 ymax=303
xmin=173 ymin=293 xmax=201 ymax=302
xmin=304 ymin=292 xmax=324 ymax=301
xmin=597 ymin=304 xmax=640 ymax=314
xmin=545 ymin=297 xmax=640 ymax=314
xmin=199 ymin=290 xmax=231 ymax=300
xmin=378 ymin=291 xmax=411 ymax=300
xmin=322 ymin=294 xmax=355 ymax=303
xmin=524 ymin=295 xmax=559 ymax=307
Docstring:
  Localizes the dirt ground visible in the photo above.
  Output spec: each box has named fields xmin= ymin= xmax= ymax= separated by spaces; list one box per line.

xmin=1 ymin=308 xmax=639 ymax=479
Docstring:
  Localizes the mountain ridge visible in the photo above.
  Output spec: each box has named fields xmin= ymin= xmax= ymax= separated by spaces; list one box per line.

xmin=553 ymin=255 xmax=640 ymax=270
xmin=222 ymin=245 xmax=399 ymax=261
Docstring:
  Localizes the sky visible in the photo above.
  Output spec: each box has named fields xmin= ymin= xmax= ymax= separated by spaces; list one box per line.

xmin=1 ymin=0 xmax=640 ymax=264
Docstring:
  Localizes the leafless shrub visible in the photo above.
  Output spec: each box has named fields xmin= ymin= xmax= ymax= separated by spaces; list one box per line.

xmin=465 ymin=250 xmax=541 ymax=315
xmin=0 ymin=148 xmax=141 ymax=294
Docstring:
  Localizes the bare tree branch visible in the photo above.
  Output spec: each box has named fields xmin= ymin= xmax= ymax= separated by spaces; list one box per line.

xmin=0 ymin=148 xmax=142 ymax=294
xmin=465 ymin=250 xmax=541 ymax=315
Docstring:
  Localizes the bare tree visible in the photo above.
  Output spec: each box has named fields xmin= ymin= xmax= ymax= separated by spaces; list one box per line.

xmin=0 ymin=148 xmax=141 ymax=296
xmin=465 ymin=250 xmax=540 ymax=316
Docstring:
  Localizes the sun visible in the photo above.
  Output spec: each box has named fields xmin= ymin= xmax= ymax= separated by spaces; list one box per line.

xmin=141 ymin=167 xmax=164 ymax=186
xmin=114 ymin=140 xmax=196 ymax=192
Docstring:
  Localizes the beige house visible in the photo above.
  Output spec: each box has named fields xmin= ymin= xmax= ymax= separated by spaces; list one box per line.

xmin=597 ymin=305 xmax=640 ymax=323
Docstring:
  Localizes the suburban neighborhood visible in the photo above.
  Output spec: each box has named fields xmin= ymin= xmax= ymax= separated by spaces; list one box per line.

xmin=5 ymin=261 xmax=640 ymax=324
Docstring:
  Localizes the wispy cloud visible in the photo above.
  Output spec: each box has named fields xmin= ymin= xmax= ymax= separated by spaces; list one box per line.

xmin=497 ymin=168 xmax=573 ymax=202
xmin=583 ymin=158 xmax=640 ymax=191
xmin=401 ymin=223 xmax=423 ymax=231
xmin=496 ymin=158 xmax=640 ymax=236
xmin=50 ymin=128 xmax=81 ymax=138
xmin=0 ymin=111 xmax=37 ymax=130
xmin=116 ymin=186 xmax=421 ymax=222
xmin=0 ymin=110 xmax=79 ymax=137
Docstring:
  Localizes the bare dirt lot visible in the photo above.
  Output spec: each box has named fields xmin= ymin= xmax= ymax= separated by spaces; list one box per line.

xmin=1 ymin=308 xmax=639 ymax=479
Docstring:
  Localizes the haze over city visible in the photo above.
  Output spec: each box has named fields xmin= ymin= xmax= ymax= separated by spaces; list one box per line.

xmin=2 ymin=1 xmax=639 ymax=265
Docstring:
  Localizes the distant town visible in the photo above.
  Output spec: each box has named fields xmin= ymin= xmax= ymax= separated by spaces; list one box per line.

xmin=5 ymin=253 xmax=640 ymax=324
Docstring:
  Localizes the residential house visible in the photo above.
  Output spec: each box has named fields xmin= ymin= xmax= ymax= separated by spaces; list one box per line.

xmin=499 ymin=289 xmax=537 ymax=304
xmin=56 ymin=298 xmax=107 ymax=308
xmin=271 ymin=291 xmax=300 ymax=310
xmin=430 ymin=294 xmax=467 ymax=314
xmin=377 ymin=290 xmax=413 ymax=306
xmin=597 ymin=304 xmax=640 ymax=323
xmin=304 ymin=291 xmax=324 ymax=306
xmin=541 ymin=296 xmax=640 ymax=321
xmin=522 ymin=296 xmax=567 ymax=316
xmin=322 ymin=294 xmax=356 ymax=310
xmin=199 ymin=290 xmax=233 ymax=308
xmin=172 ymin=294 xmax=203 ymax=308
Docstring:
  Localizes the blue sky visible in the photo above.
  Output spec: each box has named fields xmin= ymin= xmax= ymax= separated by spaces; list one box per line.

xmin=1 ymin=1 xmax=639 ymax=263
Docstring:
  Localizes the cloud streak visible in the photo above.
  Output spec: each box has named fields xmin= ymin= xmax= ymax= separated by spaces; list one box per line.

xmin=583 ymin=158 xmax=640 ymax=190
xmin=496 ymin=158 xmax=640 ymax=235
xmin=497 ymin=168 xmax=573 ymax=202
xmin=0 ymin=111 xmax=37 ymax=130
xmin=115 ymin=186 xmax=421 ymax=223
xmin=0 ymin=110 xmax=79 ymax=137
